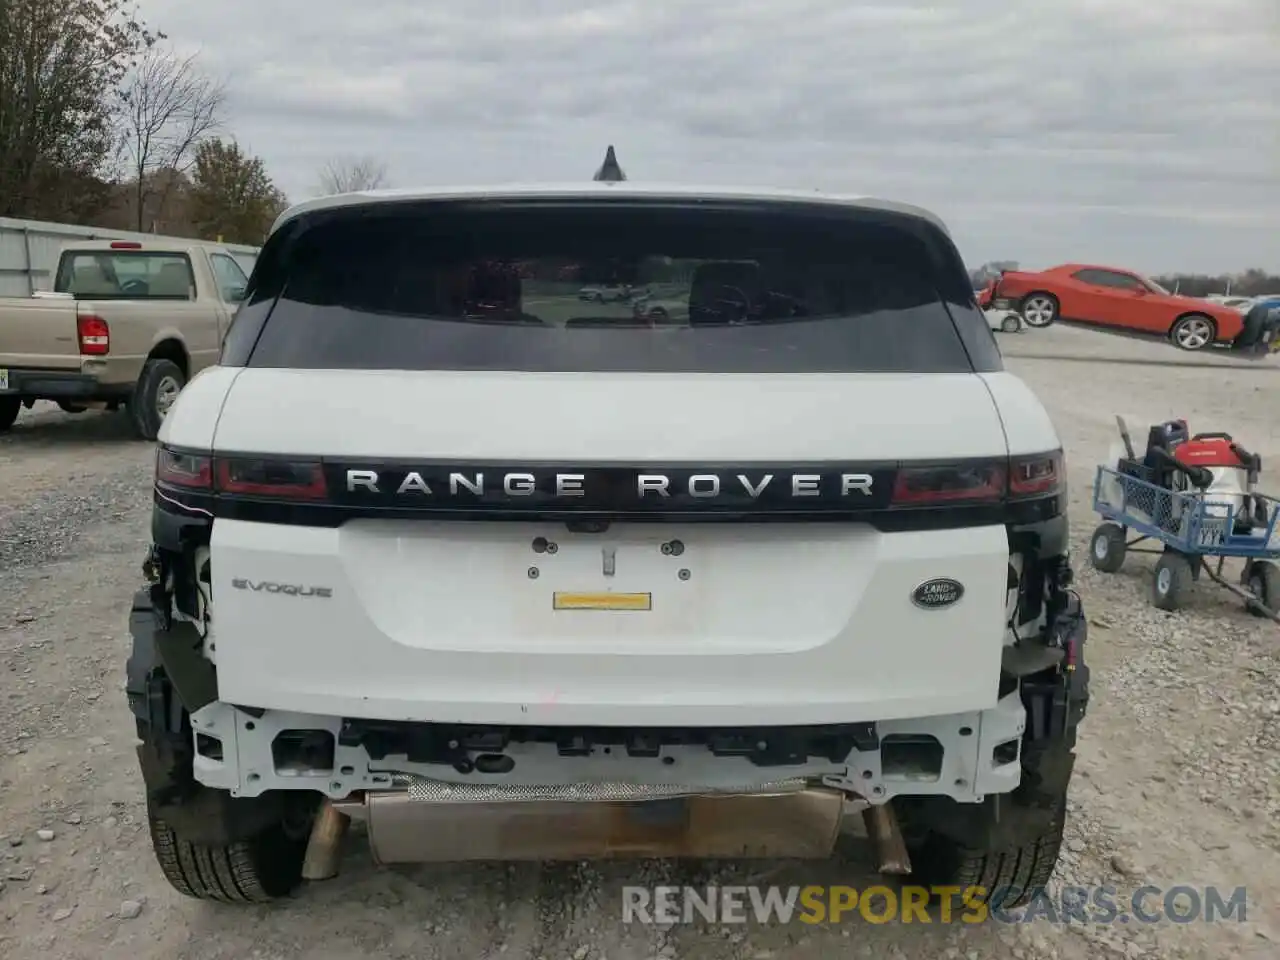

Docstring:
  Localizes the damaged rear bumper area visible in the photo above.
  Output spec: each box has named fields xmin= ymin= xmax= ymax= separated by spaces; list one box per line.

xmin=183 ymin=702 xmax=1029 ymax=805
xmin=126 ymin=582 xmax=1090 ymax=866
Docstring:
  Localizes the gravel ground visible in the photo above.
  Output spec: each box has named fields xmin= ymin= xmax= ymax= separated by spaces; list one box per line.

xmin=1 ymin=331 xmax=1278 ymax=959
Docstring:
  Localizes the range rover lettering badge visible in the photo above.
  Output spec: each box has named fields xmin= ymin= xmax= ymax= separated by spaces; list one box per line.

xmin=911 ymin=578 xmax=964 ymax=610
xmin=231 ymin=578 xmax=332 ymax=599
xmin=345 ymin=470 xmax=876 ymax=499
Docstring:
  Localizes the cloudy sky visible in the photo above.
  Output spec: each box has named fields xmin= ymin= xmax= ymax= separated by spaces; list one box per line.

xmin=149 ymin=0 xmax=1278 ymax=274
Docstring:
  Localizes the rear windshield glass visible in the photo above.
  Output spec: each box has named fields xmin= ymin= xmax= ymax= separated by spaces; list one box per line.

xmin=55 ymin=252 xmax=194 ymax=300
xmin=247 ymin=202 xmax=977 ymax=373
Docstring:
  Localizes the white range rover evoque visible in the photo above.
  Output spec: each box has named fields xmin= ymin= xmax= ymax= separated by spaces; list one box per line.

xmin=127 ymin=183 xmax=1089 ymax=907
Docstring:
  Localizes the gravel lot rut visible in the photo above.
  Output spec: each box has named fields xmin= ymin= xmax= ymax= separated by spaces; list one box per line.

xmin=1 ymin=326 xmax=1277 ymax=960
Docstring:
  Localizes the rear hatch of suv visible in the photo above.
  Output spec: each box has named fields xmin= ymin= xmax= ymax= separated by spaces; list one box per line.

xmin=180 ymin=192 xmax=1047 ymax=726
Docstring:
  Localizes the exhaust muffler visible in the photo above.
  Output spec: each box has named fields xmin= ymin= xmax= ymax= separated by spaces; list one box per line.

xmin=311 ymin=779 xmax=911 ymax=875
xmin=336 ymin=786 xmax=847 ymax=863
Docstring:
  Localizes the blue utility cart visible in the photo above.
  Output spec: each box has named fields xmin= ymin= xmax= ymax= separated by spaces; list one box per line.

xmin=1089 ymin=464 xmax=1280 ymax=621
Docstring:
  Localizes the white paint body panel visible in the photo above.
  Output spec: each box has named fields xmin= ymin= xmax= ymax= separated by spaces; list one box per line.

xmin=211 ymin=369 xmax=1009 ymax=461
xmin=182 ymin=366 xmax=1061 ymax=726
xmin=978 ymin=372 xmax=1063 ymax=457
xmin=210 ymin=517 xmax=1009 ymax=725
xmin=156 ymin=365 xmax=242 ymax=449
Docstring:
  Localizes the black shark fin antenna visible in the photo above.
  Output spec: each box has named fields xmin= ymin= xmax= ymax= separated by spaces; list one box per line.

xmin=593 ymin=145 xmax=626 ymax=182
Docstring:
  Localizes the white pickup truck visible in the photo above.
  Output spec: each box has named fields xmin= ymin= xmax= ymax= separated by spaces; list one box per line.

xmin=0 ymin=238 xmax=250 ymax=439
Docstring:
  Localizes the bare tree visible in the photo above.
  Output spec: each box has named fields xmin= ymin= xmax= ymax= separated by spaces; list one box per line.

xmin=118 ymin=43 xmax=225 ymax=231
xmin=316 ymin=155 xmax=389 ymax=195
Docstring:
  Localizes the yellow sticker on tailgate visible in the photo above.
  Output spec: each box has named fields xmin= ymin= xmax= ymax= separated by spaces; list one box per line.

xmin=553 ymin=592 xmax=652 ymax=611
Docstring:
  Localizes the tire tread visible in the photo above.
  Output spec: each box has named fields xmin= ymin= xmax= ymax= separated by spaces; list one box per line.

xmin=149 ymin=816 xmax=293 ymax=904
xmin=902 ymin=766 xmax=1070 ymax=910
xmin=942 ymin=802 xmax=1066 ymax=908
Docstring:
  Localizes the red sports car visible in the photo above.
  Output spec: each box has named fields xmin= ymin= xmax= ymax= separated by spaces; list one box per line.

xmin=978 ymin=264 xmax=1245 ymax=351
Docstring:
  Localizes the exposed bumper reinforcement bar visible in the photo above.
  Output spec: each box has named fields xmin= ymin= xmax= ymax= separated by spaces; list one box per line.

xmin=189 ymin=694 xmax=1030 ymax=805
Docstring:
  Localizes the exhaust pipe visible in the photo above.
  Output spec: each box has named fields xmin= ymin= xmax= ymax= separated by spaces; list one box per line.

xmin=337 ymin=785 xmax=849 ymax=863
xmin=301 ymin=799 xmax=351 ymax=881
xmin=862 ymin=802 xmax=912 ymax=875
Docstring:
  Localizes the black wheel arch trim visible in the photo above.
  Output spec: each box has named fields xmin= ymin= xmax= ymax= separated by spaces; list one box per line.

xmin=1015 ymin=587 xmax=1089 ymax=746
xmin=127 ymin=587 xmax=219 ymax=725
xmin=138 ymin=740 xmax=291 ymax=845
xmin=130 ymin=588 xmax=288 ymax=846
xmin=897 ymin=745 xmax=1074 ymax=851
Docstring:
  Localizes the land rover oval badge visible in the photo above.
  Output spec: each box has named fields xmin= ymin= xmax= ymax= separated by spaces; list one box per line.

xmin=912 ymin=578 xmax=964 ymax=609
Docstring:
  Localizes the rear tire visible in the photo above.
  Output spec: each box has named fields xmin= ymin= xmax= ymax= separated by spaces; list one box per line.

xmin=1153 ymin=553 xmax=1193 ymax=610
xmin=1089 ymin=523 xmax=1127 ymax=573
xmin=0 ymin=396 xmax=19 ymax=432
xmin=129 ymin=359 xmax=185 ymax=441
xmin=56 ymin=400 xmax=87 ymax=414
xmin=1000 ymin=314 xmax=1021 ymax=334
xmin=148 ymin=811 xmax=310 ymax=903
xmin=899 ymin=742 xmax=1072 ymax=910
xmin=909 ymin=800 xmax=1066 ymax=911
xmin=1020 ymin=293 xmax=1058 ymax=328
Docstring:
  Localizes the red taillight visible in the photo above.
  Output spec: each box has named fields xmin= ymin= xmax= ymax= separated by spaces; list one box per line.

xmin=110 ymin=241 xmax=142 ymax=249
xmin=156 ymin=448 xmax=212 ymax=489
xmin=77 ymin=314 xmax=110 ymax=355
xmin=892 ymin=462 xmax=1006 ymax=505
xmin=155 ymin=447 xmax=327 ymax=500
xmin=214 ymin=458 xmax=327 ymax=500
xmin=1009 ymin=451 xmax=1064 ymax=497
xmin=889 ymin=451 xmax=1064 ymax=506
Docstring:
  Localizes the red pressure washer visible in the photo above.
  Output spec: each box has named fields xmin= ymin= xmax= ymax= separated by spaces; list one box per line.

xmin=1170 ymin=431 xmax=1267 ymax=534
